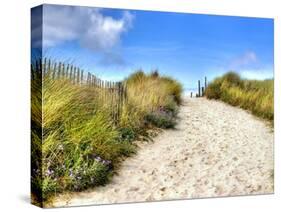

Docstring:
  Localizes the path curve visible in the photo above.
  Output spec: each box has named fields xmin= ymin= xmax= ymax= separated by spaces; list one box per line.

xmin=52 ymin=98 xmax=274 ymax=207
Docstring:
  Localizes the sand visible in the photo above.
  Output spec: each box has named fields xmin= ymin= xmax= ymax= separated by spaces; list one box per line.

xmin=52 ymin=97 xmax=274 ymax=207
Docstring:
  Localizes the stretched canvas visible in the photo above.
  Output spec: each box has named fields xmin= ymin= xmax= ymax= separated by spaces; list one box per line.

xmin=31 ymin=4 xmax=274 ymax=208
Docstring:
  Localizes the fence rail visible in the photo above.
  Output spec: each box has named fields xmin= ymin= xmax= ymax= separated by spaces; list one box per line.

xmin=31 ymin=58 xmax=127 ymax=124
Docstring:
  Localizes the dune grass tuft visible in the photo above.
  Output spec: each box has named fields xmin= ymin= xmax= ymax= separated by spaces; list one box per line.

xmin=121 ymin=70 xmax=182 ymax=131
xmin=205 ymin=71 xmax=274 ymax=122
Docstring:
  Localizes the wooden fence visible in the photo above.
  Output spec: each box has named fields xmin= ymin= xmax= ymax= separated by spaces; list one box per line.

xmin=190 ymin=76 xmax=208 ymax=98
xmin=31 ymin=58 xmax=127 ymax=124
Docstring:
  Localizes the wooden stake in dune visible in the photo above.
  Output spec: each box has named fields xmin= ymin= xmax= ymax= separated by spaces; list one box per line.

xmin=205 ymin=76 xmax=207 ymax=90
xmin=61 ymin=63 xmax=65 ymax=78
xmin=43 ymin=57 xmax=47 ymax=76
xmin=52 ymin=63 xmax=57 ymax=79
xmin=73 ymin=67 xmax=76 ymax=84
xmin=81 ymin=70 xmax=84 ymax=84
xmin=191 ymin=92 xmax=193 ymax=98
xmin=57 ymin=62 xmax=61 ymax=79
xmin=47 ymin=59 xmax=51 ymax=77
xmin=198 ymin=80 xmax=201 ymax=97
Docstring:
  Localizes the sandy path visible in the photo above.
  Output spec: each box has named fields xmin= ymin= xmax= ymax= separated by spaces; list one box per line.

xmin=52 ymin=98 xmax=274 ymax=207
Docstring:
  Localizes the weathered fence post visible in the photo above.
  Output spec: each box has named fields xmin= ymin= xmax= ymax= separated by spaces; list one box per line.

xmin=202 ymin=87 xmax=205 ymax=96
xmin=47 ymin=59 xmax=51 ymax=76
xmin=80 ymin=70 xmax=84 ymax=84
xmin=198 ymin=80 xmax=201 ymax=97
xmin=37 ymin=58 xmax=42 ymax=76
xmin=205 ymin=76 xmax=207 ymax=90
xmin=117 ymin=82 xmax=122 ymax=121
xmin=103 ymin=80 xmax=105 ymax=102
xmin=89 ymin=74 xmax=92 ymax=86
xmin=123 ymin=82 xmax=127 ymax=104
xmin=91 ymin=74 xmax=94 ymax=87
xmin=112 ymin=82 xmax=118 ymax=124
xmin=65 ymin=64 xmax=70 ymax=79
xmin=35 ymin=60 xmax=39 ymax=75
xmin=91 ymin=74 xmax=97 ymax=87
xmin=69 ymin=65 xmax=73 ymax=81
xmin=86 ymin=72 xmax=90 ymax=85
xmin=77 ymin=68 xmax=80 ymax=84
xmin=191 ymin=92 xmax=193 ymax=98
xmin=58 ymin=62 xmax=62 ymax=79
xmin=43 ymin=57 xmax=47 ymax=76
xmin=52 ymin=63 xmax=57 ymax=79
xmin=73 ymin=67 xmax=77 ymax=84
xmin=62 ymin=63 xmax=65 ymax=78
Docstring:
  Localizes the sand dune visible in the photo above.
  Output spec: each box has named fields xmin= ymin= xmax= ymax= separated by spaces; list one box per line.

xmin=52 ymin=97 xmax=274 ymax=207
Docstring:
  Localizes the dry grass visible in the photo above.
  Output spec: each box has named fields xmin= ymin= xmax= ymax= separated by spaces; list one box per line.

xmin=205 ymin=72 xmax=273 ymax=122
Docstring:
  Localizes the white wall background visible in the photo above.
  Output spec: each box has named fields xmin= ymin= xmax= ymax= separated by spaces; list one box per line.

xmin=0 ymin=0 xmax=280 ymax=211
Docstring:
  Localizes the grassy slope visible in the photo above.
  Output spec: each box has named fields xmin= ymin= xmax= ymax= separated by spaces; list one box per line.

xmin=205 ymin=72 xmax=274 ymax=122
xmin=31 ymin=69 xmax=183 ymax=204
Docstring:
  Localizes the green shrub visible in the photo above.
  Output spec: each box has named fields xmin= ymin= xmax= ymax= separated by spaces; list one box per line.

xmin=163 ymin=99 xmax=179 ymax=117
xmin=205 ymin=78 xmax=222 ymax=99
xmin=223 ymin=71 xmax=242 ymax=86
xmin=145 ymin=109 xmax=177 ymax=129
xmin=119 ymin=127 xmax=137 ymax=142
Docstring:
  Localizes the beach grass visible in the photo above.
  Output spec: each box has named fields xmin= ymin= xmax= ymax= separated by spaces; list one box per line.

xmin=31 ymin=68 xmax=183 ymax=204
xmin=205 ymin=71 xmax=274 ymax=122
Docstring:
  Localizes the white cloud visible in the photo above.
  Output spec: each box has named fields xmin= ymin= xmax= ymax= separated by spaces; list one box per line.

xmin=40 ymin=5 xmax=134 ymax=52
xmin=80 ymin=10 xmax=134 ymax=52
xmin=225 ymin=51 xmax=273 ymax=80
xmin=229 ymin=51 xmax=258 ymax=69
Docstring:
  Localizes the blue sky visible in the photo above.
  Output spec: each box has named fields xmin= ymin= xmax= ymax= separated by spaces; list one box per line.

xmin=32 ymin=4 xmax=274 ymax=90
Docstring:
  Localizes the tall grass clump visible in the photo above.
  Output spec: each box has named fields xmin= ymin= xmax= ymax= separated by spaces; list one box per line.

xmin=205 ymin=71 xmax=274 ymax=122
xmin=120 ymin=70 xmax=183 ymax=133
xmin=31 ymin=66 xmax=183 ymax=205
xmin=32 ymin=75 xmax=135 ymax=205
xmin=31 ymin=71 xmax=43 ymax=206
